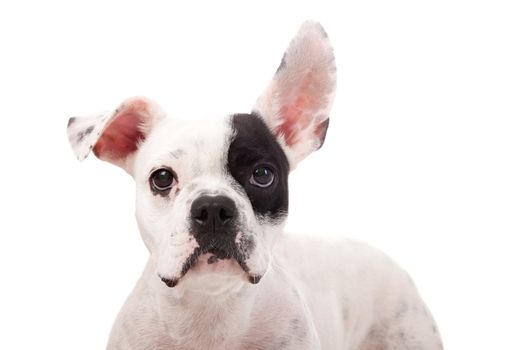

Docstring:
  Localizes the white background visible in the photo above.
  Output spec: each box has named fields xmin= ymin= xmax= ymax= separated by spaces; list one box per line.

xmin=1 ymin=1 xmax=524 ymax=349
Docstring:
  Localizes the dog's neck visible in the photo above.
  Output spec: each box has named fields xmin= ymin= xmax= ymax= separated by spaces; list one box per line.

xmin=144 ymin=258 xmax=259 ymax=346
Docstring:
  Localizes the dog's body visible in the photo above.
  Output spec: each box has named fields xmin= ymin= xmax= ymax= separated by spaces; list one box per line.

xmin=68 ymin=22 xmax=442 ymax=350
xmin=108 ymin=236 xmax=440 ymax=350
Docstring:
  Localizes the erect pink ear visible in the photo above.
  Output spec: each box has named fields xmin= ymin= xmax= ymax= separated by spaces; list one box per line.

xmin=67 ymin=97 xmax=166 ymax=172
xmin=253 ymin=21 xmax=337 ymax=169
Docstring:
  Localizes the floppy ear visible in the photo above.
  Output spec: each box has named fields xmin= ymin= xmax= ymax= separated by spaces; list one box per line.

xmin=67 ymin=97 xmax=166 ymax=172
xmin=253 ymin=21 xmax=337 ymax=169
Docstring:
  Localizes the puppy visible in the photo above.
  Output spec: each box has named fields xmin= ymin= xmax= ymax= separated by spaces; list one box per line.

xmin=68 ymin=21 xmax=442 ymax=350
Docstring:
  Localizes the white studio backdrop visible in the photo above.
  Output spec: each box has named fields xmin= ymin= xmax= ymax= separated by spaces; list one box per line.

xmin=0 ymin=1 xmax=524 ymax=349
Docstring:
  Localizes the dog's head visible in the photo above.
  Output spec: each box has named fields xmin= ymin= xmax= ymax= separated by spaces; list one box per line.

xmin=67 ymin=21 xmax=336 ymax=292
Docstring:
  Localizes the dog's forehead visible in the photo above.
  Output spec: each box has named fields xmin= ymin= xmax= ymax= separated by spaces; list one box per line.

xmin=135 ymin=116 xmax=233 ymax=174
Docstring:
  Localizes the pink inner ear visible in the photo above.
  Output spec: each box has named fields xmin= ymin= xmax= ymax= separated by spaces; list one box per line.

xmin=93 ymin=110 xmax=145 ymax=161
xmin=275 ymin=70 xmax=328 ymax=147
xmin=277 ymin=97 xmax=309 ymax=146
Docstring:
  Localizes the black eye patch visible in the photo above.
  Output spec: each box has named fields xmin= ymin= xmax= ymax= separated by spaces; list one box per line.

xmin=227 ymin=114 xmax=289 ymax=219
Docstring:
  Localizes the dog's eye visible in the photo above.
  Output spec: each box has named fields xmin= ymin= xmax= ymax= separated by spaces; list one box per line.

xmin=150 ymin=168 xmax=176 ymax=192
xmin=249 ymin=166 xmax=275 ymax=188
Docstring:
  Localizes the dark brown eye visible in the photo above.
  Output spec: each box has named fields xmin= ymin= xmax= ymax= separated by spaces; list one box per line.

xmin=249 ymin=166 xmax=275 ymax=188
xmin=150 ymin=168 xmax=176 ymax=192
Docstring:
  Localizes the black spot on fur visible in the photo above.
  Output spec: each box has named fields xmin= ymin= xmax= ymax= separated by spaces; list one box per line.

xmin=290 ymin=317 xmax=308 ymax=340
xmin=290 ymin=318 xmax=301 ymax=330
xmin=237 ymin=234 xmax=255 ymax=259
xmin=316 ymin=118 xmax=330 ymax=149
xmin=276 ymin=53 xmax=286 ymax=73
xmin=228 ymin=114 xmax=289 ymax=219
xmin=76 ymin=125 xmax=95 ymax=143
xmin=278 ymin=337 xmax=291 ymax=349
xmin=342 ymin=307 xmax=349 ymax=321
xmin=160 ymin=276 xmax=178 ymax=288
xmin=67 ymin=117 xmax=77 ymax=127
xmin=248 ymin=275 xmax=262 ymax=284
xmin=395 ymin=302 xmax=409 ymax=319
xmin=76 ymin=131 xmax=85 ymax=143
xmin=170 ymin=149 xmax=185 ymax=159
xmin=318 ymin=24 xmax=328 ymax=38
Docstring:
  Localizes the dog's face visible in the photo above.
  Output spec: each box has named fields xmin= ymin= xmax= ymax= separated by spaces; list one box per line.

xmin=67 ymin=21 xmax=336 ymax=292
xmin=132 ymin=114 xmax=290 ymax=289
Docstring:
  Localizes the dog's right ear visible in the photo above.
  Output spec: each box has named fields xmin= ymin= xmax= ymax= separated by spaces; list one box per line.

xmin=67 ymin=97 xmax=166 ymax=173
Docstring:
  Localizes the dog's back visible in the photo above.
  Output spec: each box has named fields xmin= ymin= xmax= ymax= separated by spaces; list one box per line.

xmin=274 ymin=235 xmax=442 ymax=349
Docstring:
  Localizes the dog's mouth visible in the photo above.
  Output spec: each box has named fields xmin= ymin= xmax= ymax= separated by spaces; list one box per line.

xmin=160 ymin=245 xmax=261 ymax=288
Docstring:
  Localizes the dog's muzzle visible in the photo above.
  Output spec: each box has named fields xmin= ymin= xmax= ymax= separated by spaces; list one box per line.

xmin=159 ymin=195 xmax=262 ymax=288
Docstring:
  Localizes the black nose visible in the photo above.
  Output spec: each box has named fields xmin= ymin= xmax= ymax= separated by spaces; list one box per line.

xmin=190 ymin=195 xmax=237 ymax=234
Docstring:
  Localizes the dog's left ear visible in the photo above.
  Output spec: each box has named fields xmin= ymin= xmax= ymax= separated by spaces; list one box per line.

xmin=253 ymin=21 xmax=336 ymax=169
xmin=67 ymin=97 xmax=166 ymax=173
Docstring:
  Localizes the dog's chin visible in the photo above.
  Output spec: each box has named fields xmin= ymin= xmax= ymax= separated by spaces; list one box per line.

xmin=159 ymin=248 xmax=263 ymax=290
xmin=177 ymin=254 xmax=246 ymax=293
xmin=189 ymin=252 xmax=244 ymax=278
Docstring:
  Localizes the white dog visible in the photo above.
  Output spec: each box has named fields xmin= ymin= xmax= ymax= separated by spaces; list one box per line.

xmin=68 ymin=21 xmax=442 ymax=350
